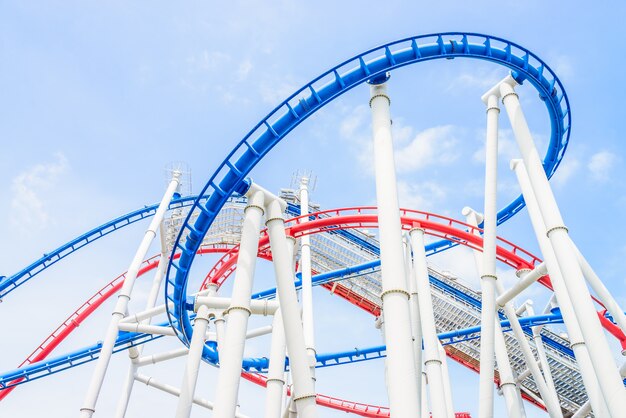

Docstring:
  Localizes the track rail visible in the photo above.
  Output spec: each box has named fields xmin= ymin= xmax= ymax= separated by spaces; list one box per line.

xmin=0 ymin=195 xmax=205 ymax=299
xmin=164 ymin=32 xmax=571 ymax=347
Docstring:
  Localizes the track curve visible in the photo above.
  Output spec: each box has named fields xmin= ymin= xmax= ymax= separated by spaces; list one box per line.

xmin=164 ymin=32 xmax=572 ymax=347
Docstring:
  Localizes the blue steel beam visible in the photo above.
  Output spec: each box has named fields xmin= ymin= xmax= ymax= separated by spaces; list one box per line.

xmin=0 ymin=195 xmax=206 ymax=299
xmin=0 ymin=311 xmax=568 ymax=390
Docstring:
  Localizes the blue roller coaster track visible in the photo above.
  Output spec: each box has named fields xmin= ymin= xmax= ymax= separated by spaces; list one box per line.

xmin=163 ymin=32 xmax=571 ymax=358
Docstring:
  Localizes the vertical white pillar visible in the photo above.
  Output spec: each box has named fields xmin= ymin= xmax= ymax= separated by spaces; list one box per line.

xmin=369 ymin=79 xmax=420 ymax=417
xmin=115 ymin=250 xmax=169 ymax=418
xmin=478 ymin=94 xmax=500 ymax=418
xmin=265 ymin=309 xmax=287 ymax=418
xmin=502 ymin=82 xmax=626 ymax=415
xmin=525 ymin=303 xmax=557 ymax=398
xmin=437 ymin=342 xmax=455 ymax=418
xmin=213 ymin=190 xmax=266 ymax=418
xmin=493 ymin=319 xmax=523 ymax=418
xmin=175 ymin=304 xmax=212 ymax=418
xmin=421 ymin=372 xmax=429 ymax=418
xmin=79 ymin=172 xmax=181 ymax=418
xmin=404 ymin=236 xmax=423 ymax=414
xmin=410 ymin=227 xmax=449 ymax=418
xmin=266 ymin=199 xmax=317 ymax=418
xmin=299 ymin=177 xmax=317 ymax=384
xmin=572 ymin=243 xmax=626 ymax=335
xmin=464 ymin=208 xmax=562 ymax=417
xmin=511 ymin=160 xmax=609 ymax=416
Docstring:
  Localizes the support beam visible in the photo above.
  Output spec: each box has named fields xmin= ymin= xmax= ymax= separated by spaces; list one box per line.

xmin=79 ymin=171 xmax=181 ymax=418
xmin=410 ymin=227 xmax=450 ymax=418
xmin=265 ymin=309 xmax=287 ymax=418
xmin=213 ymin=190 xmax=266 ymax=418
xmin=266 ymin=199 xmax=317 ymax=418
xmin=501 ymin=82 xmax=626 ymax=414
xmin=403 ymin=235 xmax=423 ymax=414
xmin=464 ymin=207 xmax=563 ymax=417
xmin=369 ymin=79 xmax=420 ymax=417
xmin=478 ymin=94 xmax=500 ymax=418
xmin=299 ymin=176 xmax=317 ymax=384
xmin=511 ymin=160 xmax=609 ymax=416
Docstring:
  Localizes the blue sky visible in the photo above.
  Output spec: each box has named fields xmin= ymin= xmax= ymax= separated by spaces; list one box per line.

xmin=1 ymin=1 xmax=626 ymax=417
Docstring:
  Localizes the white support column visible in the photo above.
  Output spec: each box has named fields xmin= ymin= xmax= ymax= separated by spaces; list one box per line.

xmin=369 ymin=79 xmax=420 ymax=417
xmin=79 ymin=172 xmax=181 ymax=418
xmin=299 ymin=177 xmax=317 ymax=384
xmin=421 ymin=372 xmax=429 ymax=418
xmin=213 ymin=190 xmax=266 ymax=418
xmin=214 ymin=312 xmax=226 ymax=352
xmin=410 ymin=227 xmax=449 ymax=418
xmin=265 ymin=309 xmax=287 ymax=418
xmin=572 ymin=361 xmax=626 ymax=418
xmin=493 ymin=319 xmax=524 ymax=418
xmin=266 ymin=199 xmax=317 ymax=418
xmin=525 ymin=303 xmax=558 ymax=399
xmin=115 ymin=248 xmax=169 ymax=418
xmin=134 ymin=374 xmax=249 ymax=418
xmin=437 ymin=342 xmax=455 ymax=418
xmin=501 ymin=81 xmax=626 ymax=414
xmin=572 ymin=243 xmax=626 ymax=335
xmin=404 ymin=235 xmax=423 ymax=414
xmin=511 ymin=160 xmax=610 ymax=416
xmin=478 ymin=94 xmax=500 ymax=418
xmin=465 ymin=207 xmax=562 ymax=417
xmin=175 ymin=303 xmax=212 ymax=418
xmin=135 ymin=347 xmax=189 ymax=367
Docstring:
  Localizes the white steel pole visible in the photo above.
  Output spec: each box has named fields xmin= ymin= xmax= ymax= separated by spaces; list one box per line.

xmin=421 ymin=372 xmax=429 ymax=418
xmin=572 ymin=361 xmax=626 ymax=418
xmin=134 ymin=373 xmax=249 ymax=418
xmin=572 ymin=243 xmax=626 ymax=335
xmin=493 ymin=319 xmax=524 ymax=418
xmin=495 ymin=263 xmax=547 ymax=307
xmin=437 ymin=342 xmax=455 ymax=418
xmin=404 ymin=235 xmax=423 ymax=414
xmin=463 ymin=208 xmax=562 ymax=417
xmin=410 ymin=227 xmax=449 ymax=418
xmin=79 ymin=171 xmax=181 ymax=418
xmin=369 ymin=80 xmax=420 ymax=417
xmin=511 ymin=160 xmax=609 ymax=416
xmin=478 ymin=94 xmax=500 ymax=418
xmin=299 ymin=176 xmax=317 ymax=384
xmin=117 ymin=249 xmax=170 ymax=418
xmin=266 ymin=199 xmax=317 ymax=418
xmin=213 ymin=190 xmax=266 ymax=418
xmin=265 ymin=309 xmax=287 ymax=418
xmin=501 ymin=82 xmax=626 ymax=414
xmin=135 ymin=347 xmax=189 ymax=367
xmin=175 ymin=303 xmax=212 ymax=417
xmin=525 ymin=303 xmax=557 ymax=399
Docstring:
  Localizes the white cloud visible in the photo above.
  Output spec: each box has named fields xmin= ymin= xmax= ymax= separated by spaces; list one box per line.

xmin=258 ymin=77 xmax=299 ymax=105
xmin=236 ymin=59 xmax=253 ymax=81
xmin=188 ymin=50 xmax=231 ymax=73
xmin=587 ymin=150 xmax=618 ymax=182
xmin=339 ymin=104 xmax=369 ymax=141
xmin=394 ymin=125 xmax=460 ymax=173
xmin=397 ymin=180 xmax=447 ymax=212
xmin=551 ymin=156 xmax=580 ymax=187
xmin=446 ymin=67 xmax=506 ymax=93
xmin=10 ymin=153 xmax=69 ymax=232
xmin=547 ymin=54 xmax=575 ymax=81
xmin=472 ymin=128 xmax=519 ymax=164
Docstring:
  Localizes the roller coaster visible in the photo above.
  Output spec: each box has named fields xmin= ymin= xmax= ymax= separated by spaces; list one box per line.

xmin=1 ymin=33 xmax=625 ymax=418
